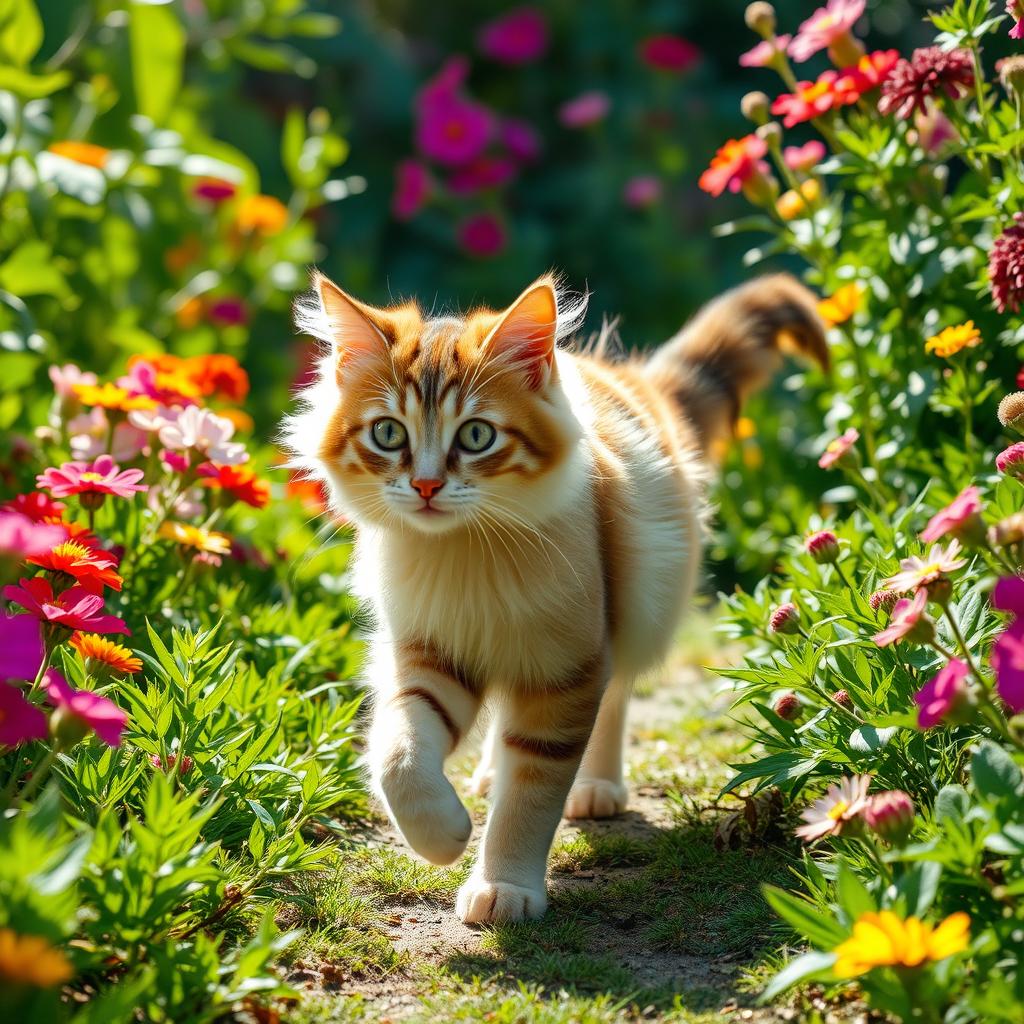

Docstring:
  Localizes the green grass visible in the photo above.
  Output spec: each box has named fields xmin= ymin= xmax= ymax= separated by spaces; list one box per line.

xmin=348 ymin=844 xmax=470 ymax=900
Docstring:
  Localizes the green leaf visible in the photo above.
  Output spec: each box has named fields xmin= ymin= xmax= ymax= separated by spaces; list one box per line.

xmin=896 ymin=861 xmax=941 ymax=917
xmin=0 ymin=0 xmax=43 ymax=66
xmin=129 ymin=0 xmax=185 ymax=123
xmin=0 ymin=64 xmax=69 ymax=97
xmin=760 ymin=951 xmax=836 ymax=1002
xmin=762 ymin=885 xmax=847 ymax=948
xmin=972 ymin=741 xmax=1024 ymax=800
xmin=934 ymin=784 xmax=970 ymax=824
xmin=836 ymin=859 xmax=875 ymax=919
xmin=0 ymin=241 xmax=70 ymax=299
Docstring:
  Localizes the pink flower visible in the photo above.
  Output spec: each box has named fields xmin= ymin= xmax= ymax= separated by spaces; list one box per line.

xmin=0 ymin=682 xmax=47 ymax=746
xmin=448 ymin=156 xmax=517 ymax=195
xmin=989 ymin=212 xmax=1024 ymax=315
xmin=501 ymin=118 xmax=541 ymax=162
xmin=0 ymin=612 xmax=43 ymax=683
xmin=864 ymin=791 xmax=915 ymax=844
xmin=37 ymin=455 xmax=147 ymax=501
xmin=990 ymin=623 xmax=1024 ymax=714
xmin=818 ymin=427 xmax=859 ymax=469
xmin=784 ymin=140 xmax=827 ymax=172
xmin=159 ymin=449 xmax=190 ymax=474
xmin=996 ymin=442 xmax=1024 ymax=475
xmin=882 ymin=539 xmax=967 ymax=594
xmin=416 ymin=93 xmax=492 ymax=166
xmin=698 ymin=135 xmax=770 ymax=197
xmin=872 ymin=589 xmax=929 ymax=647
xmin=158 ymin=406 xmax=247 ymax=465
xmin=639 ymin=34 xmax=700 ymax=73
xmin=623 ymin=175 xmax=662 ymax=209
xmin=414 ymin=57 xmax=470 ymax=113
xmin=869 ymin=588 xmax=900 ymax=613
xmin=558 ymin=91 xmax=611 ymax=128
xmin=477 ymin=7 xmax=548 ymax=65
xmin=806 ymin=529 xmax=840 ymax=563
xmin=795 ymin=774 xmax=871 ymax=842
xmin=0 ymin=511 xmax=66 ymax=561
xmin=769 ymin=603 xmax=800 ymax=634
xmin=392 ymin=159 xmax=431 ymax=220
xmin=915 ymin=106 xmax=958 ymax=154
xmin=48 ymin=364 xmax=98 ymax=399
xmin=920 ymin=486 xmax=982 ymax=543
xmin=208 ymin=297 xmax=249 ymax=327
xmin=3 ymin=578 xmax=129 ymax=635
xmin=789 ymin=0 xmax=865 ymax=63
xmin=739 ymin=35 xmax=792 ymax=68
xmin=1008 ymin=1 xmax=1024 ymax=40
xmin=914 ymin=658 xmax=970 ymax=728
xmin=192 ymin=177 xmax=237 ymax=203
xmin=44 ymin=669 xmax=127 ymax=747
xmin=457 ymin=213 xmax=506 ymax=258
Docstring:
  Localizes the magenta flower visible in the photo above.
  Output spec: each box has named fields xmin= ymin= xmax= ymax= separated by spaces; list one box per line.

xmin=818 ymin=427 xmax=859 ymax=469
xmin=1009 ymin=1 xmax=1024 ymax=40
xmin=208 ymin=297 xmax=249 ymax=327
xmin=806 ymin=529 xmax=840 ymax=564
xmin=457 ymin=213 xmax=506 ymax=258
xmin=558 ymin=91 xmax=611 ymax=129
xmin=639 ymin=34 xmax=700 ymax=73
xmin=872 ymin=589 xmax=929 ymax=647
xmin=915 ymin=106 xmax=958 ymax=154
xmin=477 ymin=7 xmax=548 ymax=65
xmin=392 ymin=159 xmax=431 ymax=220
xmin=789 ymin=0 xmax=865 ymax=63
xmin=414 ymin=57 xmax=470 ymax=112
xmin=914 ymin=658 xmax=970 ymax=728
xmin=416 ymin=93 xmax=492 ymax=166
xmin=623 ymin=175 xmax=662 ymax=209
xmin=48 ymin=363 xmax=97 ymax=399
xmin=784 ymin=140 xmax=827 ymax=172
xmin=989 ymin=577 xmax=1024 ymax=713
xmin=739 ymin=35 xmax=792 ymax=68
xmin=0 ymin=682 xmax=47 ymax=746
xmin=0 ymin=511 xmax=65 ymax=561
xmin=44 ymin=669 xmax=127 ymax=747
xmin=4 ymin=578 xmax=129 ymax=635
xmin=768 ymin=603 xmax=800 ymax=635
xmin=37 ymin=455 xmax=147 ymax=501
xmin=989 ymin=212 xmax=1024 ymax=315
xmin=192 ymin=177 xmax=237 ymax=203
xmin=878 ymin=47 xmax=975 ymax=120
xmin=920 ymin=486 xmax=982 ymax=543
xmin=0 ymin=612 xmax=43 ymax=683
xmin=501 ymin=118 xmax=541 ymax=162
xmin=448 ymin=156 xmax=517 ymax=195
xmin=159 ymin=449 xmax=190 ymax=474
xmin=864 ymin=791 xmax=915 ymax=844
xmin=996 ymin=442 xmax=1024 ymax=475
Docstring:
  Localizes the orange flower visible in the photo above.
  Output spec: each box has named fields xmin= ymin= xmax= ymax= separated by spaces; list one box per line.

xmin=174 ymin=297 xmax=205 ymax=330
xmin=0 ymin=928 xmax=73 ymax=987
xmin=70 ymin=633 xmax=142 ymax=675
xmin=235 ymin=194 xmax=289 ymax=236
xmin=818 ymin=283 xmax=865 ymax=327
xmin=217 ymin=407 xmax=254 ymax=433
xmin=72 ymin=382 xmax=157 ymax=412
xmin=698 ymin=135 xmax=769 ymax=197
xmin=199 ymin=463 xmax=270 ymax=508
xmin=48 ymin=140 xmax=110 ymax=169
xmin=159 ymin=521 xmax=231 ymax=555
xmin=164 ymin=235 xmax=203 ymax=275
xmin=287 ymin=476 xmax=329 ymax=513
xmin=28 ymin=540 xmax=123 ymax=593
xmin=777 ymin=179 xmax=822 ymax=220
xmin=188 ymin=354 xmax=250 ymax=402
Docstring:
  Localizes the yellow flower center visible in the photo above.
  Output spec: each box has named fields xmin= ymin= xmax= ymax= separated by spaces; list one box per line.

xmin=828 ymin=800 xmax=849 ymax=821
xmin=79 ymin=472 xmax=104 ymax=483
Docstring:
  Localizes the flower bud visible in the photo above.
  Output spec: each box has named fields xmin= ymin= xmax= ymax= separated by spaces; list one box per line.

xmin=78 ymin=491 xmax=106 ymax=511
xmin=998 ymin=55 xmax=1024 ymax=96
xmin=740 ymin=168 xmax=778 ymax=207
xmin=741 ymin=91 xmax=771 ymax=125
xmin=989 ymin=513 xmax=1024 ymax=547
xmin=869 ymin=588 xmax=900 ymax=613
xmin=997 ymin=391 xmax=1024 ymax=431
xmin=832 ymin=689 xmax=853 ymax=710
xmin=50 ymin=704 xmax=89 ymax=750
xmin=864 ymin=790 xmax=915 ymax=846
xmin=806 ymin=529 xmax=840 ymax=564
xmin=755 ymin=121 xmax=783 ymax=148
xmin=926 ymin=577 xmax=953 ymax=607
xmin=744 ymin=1 xmax=776 ymax=36
xmin=996 ymin=442 xmax=1024 ymax=476
xmin=773 ymin=693 xmax=802 ymax=720
xmin=769 ymin=602 xmax=800 ymax=635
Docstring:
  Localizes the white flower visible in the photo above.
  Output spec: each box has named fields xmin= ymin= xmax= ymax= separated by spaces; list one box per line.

xmin=795 ymin=774 xmax=872 ymax=842
xmin=157 ymin=406 xmax=248 ymax=465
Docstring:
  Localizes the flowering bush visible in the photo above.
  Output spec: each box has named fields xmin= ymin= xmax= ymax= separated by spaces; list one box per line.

xmin=704 ymin=2 xmax=1024 ymax=1019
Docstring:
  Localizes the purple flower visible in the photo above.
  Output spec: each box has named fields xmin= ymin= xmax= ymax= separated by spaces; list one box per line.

xmin=448 ymin=156 xmax=517 ymax=195
xmin=392 ymin=159 xmax=431 ymax=220
xmin=0 ymin=612 xmax=44 ymax=683
xmin=477 ymin=7 xmax=548 ymax=65
xmin=501 ymin=118 xmax=541 ymax=162
xmin=457 ymin=213 xmax=506 ymax=258
xmin=623 ymin=175 xmax=662 ymax=209
xmin=207 ymin=297 xmax=249 ymax=327
xmin=0 ymin=682 xmax=47 ymax=747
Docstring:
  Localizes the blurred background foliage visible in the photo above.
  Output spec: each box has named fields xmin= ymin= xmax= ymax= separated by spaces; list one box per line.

xmin=2 ymin=0 xmax=948 ymax=588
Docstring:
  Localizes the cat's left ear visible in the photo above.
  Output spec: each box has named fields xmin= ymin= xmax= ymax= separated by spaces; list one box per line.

xmin=483 ymin=277 xmax=559 ymax=389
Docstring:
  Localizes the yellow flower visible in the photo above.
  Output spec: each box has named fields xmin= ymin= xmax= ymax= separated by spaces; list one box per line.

xmin=925 ymin=321 xmax=982 ymax=358
xmin=818 ymin=283 xmax=865 ymax=328
xmin=735 ymin=416 xmax=757 ymax=440
xmin=777 ymin=179 xmax=821 ymax=221
xmin=0 ymin=928 xmax=74 ymax=987
xmin=158 ymin=521 xmax=231 ymax=556
xmin=48 ymin=140 xmax=110 ymax=170
xmin=72 ymin=382 xmax=157 ymax=412
xmin=832 ymin=911 xmax=970 ymax=979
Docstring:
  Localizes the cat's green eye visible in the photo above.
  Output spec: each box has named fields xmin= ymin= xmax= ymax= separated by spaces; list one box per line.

xmin=456 ymin=419 xmax=496 ymax=453
xmin=371 ymin=418 xmax=407 ymax=451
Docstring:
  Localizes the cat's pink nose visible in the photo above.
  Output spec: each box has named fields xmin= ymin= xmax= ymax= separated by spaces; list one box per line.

xmin=411 ymin=477 xmax=444 ymax=500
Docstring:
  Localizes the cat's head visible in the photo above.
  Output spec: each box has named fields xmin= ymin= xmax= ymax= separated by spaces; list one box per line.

xmin=284 ymin=273 xmax=588 ymax=535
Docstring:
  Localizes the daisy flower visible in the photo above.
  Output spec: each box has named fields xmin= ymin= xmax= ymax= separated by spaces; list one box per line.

xmin=872 ymin=589 xmax=930 ymax=647
xmin=924 ymin=322 xmax=982 ymax=358
xmin=157 ymin=406 xmax=248 ymax=466
xmin=158 ymin=521 xmax=231 ymax=556
xmin=882 ymin=539 xmax=967 ymax=594
xmin=70 ymin=633 xmax=143 ymax=675
xmin=3 ymin=578 xmax=129 ymax=635
xmin=37 ymin=455 xmax=147 ymax=503
xmin=795 ymin=774 xmax=871 ymax=842
xmin=817 ymin=427 xmax=859 ymax=469
xmin=27 ymin=540 xmax=123 ymax=593
xmin=832 ymin=911 xmax=970 ymax=978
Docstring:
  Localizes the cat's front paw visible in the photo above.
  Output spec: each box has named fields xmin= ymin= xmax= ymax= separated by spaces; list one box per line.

xmin=378 ymin=764 xmax=472 ymax=865
xmin=455 ymin=878 xmax=547 ymax=924
xmin=564 ymin=778 xmax=628 ymax=819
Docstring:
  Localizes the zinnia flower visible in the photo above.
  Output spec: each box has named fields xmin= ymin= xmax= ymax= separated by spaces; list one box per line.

xmin=157 ymin=407 xmax=247 ymax=465
xmin=3 ymin=578 xmax=129 ymax=635
xmin=0 ymin=682 xmax=47 ymax=747
xmin=235 ymin=194 xmax=289 ymax=236
xmin=795 ymin=774 xmax=870 ymax=842
xmin=788 ymin=0 xmax=865 ymax=64
xmin=832 ymin=911 xmax=970 ymax=978
xmin=0 ymin=511 xmax=66 ymax=561
xmin=1008 ymin=1 xmax=1024 ymax=40
xmin=477 ymin=7 xmax=548 ymax=64
xmin=878 ymin=47 xmax=975 ymax=120
xmin=989 ymin=212 xmax=1024 ymax=314
xmin=457 ymin=213 xmax=506 ymax=258
xmin=739 ymin=35 xmax=792 ymax=69
xmin=0 ymin=928 xmax=74 ymax=986
xmin=833 ymin=49 xmax=900 ymax=101
xmin=0 ymin=612 xmax=43 ymax=683
xmin=639 ymin=34 xmax=700 ymax=73
xmin=882 ymin=539 xmax=967 ymax=594
xmin=818 ymin=426 xmax=859 ymax=469
xmin=416 ymin=92 xmax=493 ymax=165
xmin=558 ymin=91 xmax=611 ymax=128
xmin=872 ymin=589 xmax=930 ymax=647
xmin=198 ymin=463 xmax=271 ymax=508
xmin=772 ymin=72 xmax=848 ymax=127
xmin=783 ymin=140 xmax=827 ymax=172
xmin=392 ymin=159 xmax=431 ymax=220
xmin=158 ymin=521 xmax=231 ymax=556
xmin=1 ymin=492 xmax=66 ymax=523
xmin=70 ymin=633 xmax=142 ymax=675
xmin=37 ymin=455 xmax=147 ymax=503
xmin=698 ymin=134 xmax=769 ymax=197
xmin=915 ymin=658 xmax=970 ymax=728
xmin=71 ymin=382 xmax=157 ymax=412
xmin=44 ymin=669 xmax=127 ymax=747
xmin=48 ymin=363 xmax=98 ymax=399
xmin=920 ymin=486 xmax=982 ymax=544
xmin=27 ymin=540 xmax=123 ymax=593
xmin=925 ymin=322 xmax=982 ymax=358
xmin=996 ymin=441 xmax=1024 ymax=475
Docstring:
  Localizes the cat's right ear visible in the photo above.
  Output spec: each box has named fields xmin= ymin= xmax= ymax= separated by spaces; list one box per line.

xmin=313 ymin=272 xmax=389 ymax=367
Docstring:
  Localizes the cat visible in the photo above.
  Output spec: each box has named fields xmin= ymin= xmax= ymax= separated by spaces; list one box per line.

xmin=283 ymin=271 xmax=827 ymax=925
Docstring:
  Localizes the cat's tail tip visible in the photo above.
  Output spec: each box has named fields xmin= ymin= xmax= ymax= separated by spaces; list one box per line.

xmin=644 ymin=273 xmax=828 ymax=457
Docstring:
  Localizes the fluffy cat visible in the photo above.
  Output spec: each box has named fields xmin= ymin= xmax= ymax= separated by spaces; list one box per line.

xmin=283 ymin=271 xmax=827 ymax=924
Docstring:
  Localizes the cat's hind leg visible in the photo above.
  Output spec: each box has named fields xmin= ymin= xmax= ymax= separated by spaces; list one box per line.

xmin=564 ymin=676 xmax=631 ymax=819
xmin=368 ymin=639 xmax=482 ymax=865
xmin=468 ymin=714 xmax=498 ymax=797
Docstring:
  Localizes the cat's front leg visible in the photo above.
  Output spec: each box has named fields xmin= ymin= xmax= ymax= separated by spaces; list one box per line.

xmin=368 ymin=639 xmax=482 ymax=865
xmin=456 ymin=653 xmax=607 ymax=924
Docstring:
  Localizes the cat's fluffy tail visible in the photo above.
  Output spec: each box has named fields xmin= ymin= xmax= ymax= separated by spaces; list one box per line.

xmin=643 ymin=273 xmax=828 ymax=456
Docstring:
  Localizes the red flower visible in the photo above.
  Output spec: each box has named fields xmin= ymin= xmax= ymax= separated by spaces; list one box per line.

xmin=207 ymin=297 xmax=249 ymax=327
xmin=639 ymin=34 xmax=700 ymax=73
xmin=878 ymin=47 xmax=974 ymax=120
xmin=477 ymin=7 xmax=548 ymax=65
xmin=192 ymin=177 xmax=237 ymax=203
xmin=698 ymin=135 xmax=769 ymax=197
xmin=27 ymin=540 xmax=123 ymax=593
xmin=990 ymin=212 xmax=1024 ymax=315
xmin=198 ymin=463 xmax=270 ymax=509
xmin=457 ymin=213 xmax=506 ymax=258
xmin=2 ymin=492 xmax=66 ymax=522
xmin=834 ymin=49 xmax=900 ymax=101
xmin=37 ymin=455 xmax=147 ymax=501
xmin=772 ymin=72 xmax=852 ymax=127
xmin=3 ymin=577 xmax=129 ymax=634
